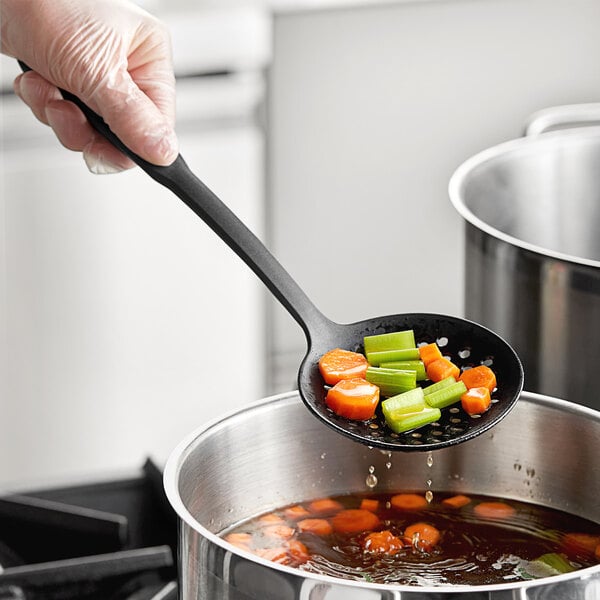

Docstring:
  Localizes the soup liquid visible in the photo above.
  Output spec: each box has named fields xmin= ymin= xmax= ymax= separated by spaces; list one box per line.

xmin=222 ymin=491 xmax=600 ymax=586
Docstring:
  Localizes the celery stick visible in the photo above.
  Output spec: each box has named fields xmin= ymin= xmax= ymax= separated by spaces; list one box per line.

xmin=366 ymin=347 xmax=420 ymax=366
xmin=380 ymin=360 xmax=427 ymax=381
xmin=525 ymin=553 xmax=576 ymax=578
xmin=364 ymin=330 xmax=416 ymax=355
xmin=384 ymin=406 xmax=441 ymax=434
xmin=365 ymin=367 xmax=416 ymax=396
xmin=425 ymin=381 xmax=467 ymax=409
xmin=382 ymin=387 xmax=425 ymax=417
xmin=423 ymin=376 xmax=456 ymax=396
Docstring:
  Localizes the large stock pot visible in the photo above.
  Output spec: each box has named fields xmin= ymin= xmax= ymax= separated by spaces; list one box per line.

xmin=164 ymin=391 xmax=600 ymax=599
xmin=449 ymin=104 xmax=600 ymax=410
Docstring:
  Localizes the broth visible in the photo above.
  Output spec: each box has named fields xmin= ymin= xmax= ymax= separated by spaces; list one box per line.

xmin=222 ymin=491 xmax=600 ymax=586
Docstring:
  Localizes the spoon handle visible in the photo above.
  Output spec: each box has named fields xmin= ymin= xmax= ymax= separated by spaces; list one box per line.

xmin=18 ymin=61 xmax=333 ymax=341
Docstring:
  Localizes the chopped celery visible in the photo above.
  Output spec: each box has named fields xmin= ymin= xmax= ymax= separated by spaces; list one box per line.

xmin=366 ymin=347 xmax=420 ymax=366
xmin=363 ymin=330 xmax=416 ymax=355
xmin=423 ymin=376 xmax=456 ymax=396
xmin=365 ymin=366 xmax=416 ymax=396
xmin=382 ymin=387 xmax=425 ymax=417
xmin=525 ymin=553 xmax=575 ymax=578
xmin=384 ymin=406 xmax=441 ymax=434
xmin=380 ymin=360 xmax=427 ymax=381
xmin=425 ymin=381 xmax=467 ymax=409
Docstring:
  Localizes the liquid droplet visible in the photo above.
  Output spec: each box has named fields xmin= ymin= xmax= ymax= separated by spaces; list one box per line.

xmin=426 ymin=452 xmax=434 ymax=468
xmin=368 ymin=465 xmax=375 ymax=474
xmin=320 ymin=452 xmax=327 ymax=459
xmin=425 ymin=490 xmax=434 ymax=503
xmin=385 ymin=462 xmax=392 ymax=470
xmin=366 ymin=473 xmax=378 ymax=489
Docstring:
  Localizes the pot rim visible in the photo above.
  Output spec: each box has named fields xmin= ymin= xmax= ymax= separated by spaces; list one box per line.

xmin=164 ymin=390 xmax=600 ymax=593
xmin=448 ymin=125 xmax=600 ymax=270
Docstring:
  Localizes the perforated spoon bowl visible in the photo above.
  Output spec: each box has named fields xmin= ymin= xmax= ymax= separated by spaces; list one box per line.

xmin=26 ymin=64 xmax=523 ymax=450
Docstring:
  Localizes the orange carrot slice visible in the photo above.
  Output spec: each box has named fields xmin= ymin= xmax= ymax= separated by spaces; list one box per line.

xmin=254 ymin=546 xmax=289 ymax=563
xmin=363 ymin=530 xmax=404 ymax=555
xmin=474 ymin=501 xmax=516 ymax=519
xmin=461 ymin=386 xmax=492 ymax=415
xmin=319 ymin=348 xmax=369 ymax=385
xmin=595 ymin=543 xmax=600 ymax=562
xmin=459 ymin=365 xmax=497 ymax=392
xmin=562 ymin=533 xmax=600 ymax=558
xmin=360 ymin=498 xmax=379 ymax=512
xmin=286 ymin=539 xmax=310 ymax=564
xmin=331 ymin=509 xmax=381 ymax=533
xmin=262 ymin=524 xmax=295 ymax=540
xmin=308 ymin=498 xmax=344 ymax=514
xmin=284 ymin=505 xmax=310 ymax=520
xmin=405 ymin=522 xmax=441 ymax=551
xmin=418 ymin=343 xmax=443 ymax=366
xmin=224 ymin=532 xmax=253 ymax=550
xmin=297 ymin=518 xmax=333 ymax=536
xmin=257 ymin=513 xmax=285 ymax=526
xmin=426 ymin=357 xmax=460 ymax=382
xmin=325 ymin=378 xmax=380 ymax=421
xmin=442 ymin=494 xmax=471 ymax=509
xmin=390 ymin=493 xmax=428 ymax=510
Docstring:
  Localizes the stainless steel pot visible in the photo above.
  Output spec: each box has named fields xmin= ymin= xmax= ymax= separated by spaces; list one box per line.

xmin=164 ymin=391 xmax=600 ymax=599
xmin=449 ymin=105 xmax=600 ymax=410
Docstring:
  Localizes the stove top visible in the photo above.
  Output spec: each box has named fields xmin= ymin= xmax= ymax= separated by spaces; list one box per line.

xmin=0 ymin=460 xmax=177 ymax=599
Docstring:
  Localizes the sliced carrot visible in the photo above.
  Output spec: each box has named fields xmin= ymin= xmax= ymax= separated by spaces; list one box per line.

xmin=284 ymin=505 xmax=311 ymax=520
xmin=390 ymin=493 xmax=428 ymax=510
xmin=224 ymin=532 xmax=253 ymax=550
xmin=474 ymin=501 xmax=516 ymax=520
xmin=442 ymin=494 xmax=471 ymax=509
xmin=286 ymin=539 xmax=310 ymax=564
xmin=325 ymin=378 xmax=380 ymax=421
xmin=418 ymin=343 xmax=443 ymax=367
xmin=308 ymin=498 xmax=344 ymax=514
xmin=562 ymin=533 xmax=600 ymax=558
xmin=262 ymin=524 xmax=295 ymax=540
xmin=254 ymin=546 xmax=289 ymax=563
xmin=297 ymin=518 xmax=333 ymax=536
xmin=319 ymin=348 xmax=369 ymax=385
xmin=461 ymin=386 xmax=492 ymax=415
xmin=257 ymin=513 xmax=285 ymax=526
xmin=405 ymin=522 xmax=441 ymax=551
xmin=595 ymin=543 xmax=600 ymax=562
xmin=459 ymin=365 xmax=497 ymax=392
xmin=363 ymin=530 xmax=404 ymax=555
xmin=331 ymin=509 xmax=381 ymax=533
xmin=426 ymin=357 xmax=460 ymax=383
xmin=360 ymin=498 xmax=379 ymax=512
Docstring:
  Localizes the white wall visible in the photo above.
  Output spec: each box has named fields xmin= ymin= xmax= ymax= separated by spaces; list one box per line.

xmin=266 ymin=0 xmax=600 ymax=392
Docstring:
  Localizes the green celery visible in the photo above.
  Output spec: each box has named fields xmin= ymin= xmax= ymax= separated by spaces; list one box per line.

xmin=423 ymin=376 xmax=456 ymax=396
xmin=382 ymin=387 xmax=425 ymax=417
xmin=425 ymin=381 xmax=467 ymax=409
xmin=525 ymin=553 xmax=576 ymax=578
xmin=363 ymin=330 xmax=416 ymax=355
xmin=380 ymin=360 xmax=427 ymax=381
xmin=384 ymin=406 xmax=441 ymax=434
xmin=366 ymin=347 xmax=420 ymax=366
xmin=365 ymin=367 xmax=416 ymax=397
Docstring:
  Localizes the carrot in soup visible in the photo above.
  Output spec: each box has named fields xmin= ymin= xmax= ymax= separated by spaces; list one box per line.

xmin=308 ymin=498 xmax=344 ymax=514
xmin=562 ymin=533 xmax=600 ymax=559
xmin=319 ymin=348 xmax=368 ymax=385
xmin=426 ymin=357 xmax=460 ymax=383
xmin=325 ymin=378 xmax=380 ymax=421
xmin=254 ymin=546 xmax=289 ymax=563
xmin=224 ymin=532 xmax=253 ymax=550
xmin=297 ymin=518 xmax=333 ymax=536
xmin=595 ymin=543 xmax=600 ymax=562
xmin=442 ymin=494 xmax=471 ymax=509
xmin=405 ymin=522 xmax=441 ymax=552
xmin=418 ymin=343 xmax=443 ymax=367
xmin=360 ymin=498 xmax=379 ymax=512
xmin=257 ymin=513 xmax=285 ymax=525
xmin=390 ymin=493 xmax=428 ymax=510
xmin=263 ymin=524 xmax=295 ymax=540
xmin=287 ymin=539 xmax=310 ymax=564
xmin=284 ymin=505 xmax=310 ymax=520
xmin=461 ymin=386 xmax=492 ymax=415
xmin=363 ymin=530 xmax=404 ymax=555
xmin=459 ymin=365 xmax=497 ymax=392
xmin=331 ymin=509 xmax=381 ymax=533
xmin=474 ymin=501 xmax=516 ymax=519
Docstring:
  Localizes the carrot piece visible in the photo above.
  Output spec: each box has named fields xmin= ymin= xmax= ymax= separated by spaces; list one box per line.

xmin=297 ymin=518 xmax=333 ymax=536
xmin=254 ymin=546 xmax=289 ymax=563
xmin=562 ymin=533 xmax=600 ymax=558
xmin=257 ymin=513 xmax=285 ymax=526
xmin=360 ymin=498 xmax=379 ymax=512
xmin=308 ymin=498 xmax=344 ymax=514
xmin=224 ymin=532 xmax=253 ymax=550
xmin=319 ymin=348 xmax=369 ymax=385
xmin=405 ymin=522 xmax=441 ymax=551
xmin=390 ymin=493 xmax=428 ymax=510
xmin=474 ymin=501 xmax=516 ymax=519
xmin=459 ymin=365 xmax=497 ymax=392
xmin=262 ymin=524 xmax=295 ymax=540
xmin=284 ymin=505 xmax=311 ymax=520
xmin=442 ymin=494 xmax=471 ymax=509
xmin=325 ymin=378 xmax=380 ymax=421
xmin=286 ymin=539 xmax=310 ymax=564
xmin=595 ymin=543 xmax=600 ymax=562
xmin=363 ymin=530 xmax=404 ymax=555
xmin=331 ymin=509 xmax=381 ymax=533
xmin=461 ymin=386 xmax=492 ymax=415
xmin=426 ymin=357 xmax=460 ymax=383
xmin=418 ymin=343 xmax=443 ymax=367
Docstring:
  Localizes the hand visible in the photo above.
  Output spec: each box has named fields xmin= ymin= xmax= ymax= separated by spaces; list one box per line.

xmin=1 ymin=0 xmax=179 ymax=173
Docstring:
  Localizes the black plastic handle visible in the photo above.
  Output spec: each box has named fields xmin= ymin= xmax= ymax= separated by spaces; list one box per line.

xmin=18 ymin=61 xmax=334 ymax=342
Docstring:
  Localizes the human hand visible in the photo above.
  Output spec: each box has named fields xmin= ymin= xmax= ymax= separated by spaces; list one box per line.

xmin=1 ymin=0 xmax=179 ymax=173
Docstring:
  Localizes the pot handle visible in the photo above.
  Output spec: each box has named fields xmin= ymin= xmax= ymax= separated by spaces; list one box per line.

xmin=524 ymin=103 xmax=600 ymax=136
